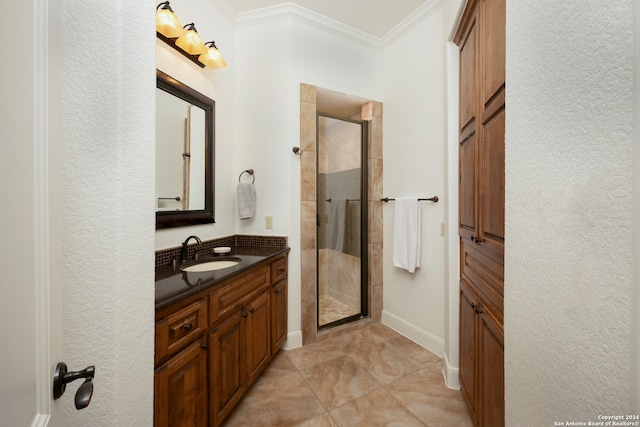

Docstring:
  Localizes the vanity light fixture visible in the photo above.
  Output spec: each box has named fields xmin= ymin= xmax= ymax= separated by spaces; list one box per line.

xmin=156 ymin=3 xmax=227 ymax=70
xmin=199 ymin=42 xmax=227 ymax=69
xmin=175 ymin=23 xmax=207 ymax=55
xmin=155 ymin=1 xmax=185 ymax=38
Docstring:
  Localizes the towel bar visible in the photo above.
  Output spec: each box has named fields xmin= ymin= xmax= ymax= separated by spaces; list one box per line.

xmin=325 ymin=198 xmax=360 ymax=203
xmin=239 ymin=169 xmax=255 ymax=184
xmin=381 ymin=196 xmax=438 ymax=203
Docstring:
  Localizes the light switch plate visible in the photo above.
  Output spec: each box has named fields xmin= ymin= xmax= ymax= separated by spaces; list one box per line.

xmin=265 ymin=216 xmax=273 ymax=229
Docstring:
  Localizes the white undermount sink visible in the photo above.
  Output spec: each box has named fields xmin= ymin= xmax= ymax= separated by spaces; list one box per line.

xmin=181 ymin=259 xmax=240 ymax=273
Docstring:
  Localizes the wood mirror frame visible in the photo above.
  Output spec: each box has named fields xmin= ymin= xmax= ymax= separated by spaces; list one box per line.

xmin=156 ymin=69 xmax=215 ymax=229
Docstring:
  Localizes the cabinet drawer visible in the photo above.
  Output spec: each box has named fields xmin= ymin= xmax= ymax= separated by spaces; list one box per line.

xmin=209 ymin=266 xmax=270 ymax=326
xmin=155 ymin=299 xmax=207 ymax=365
xmin=270 ymin=256 xmax=287 ymax=284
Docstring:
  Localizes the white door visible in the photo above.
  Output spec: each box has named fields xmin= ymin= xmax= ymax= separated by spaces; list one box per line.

xmin=0 ymin=0 xmax=64 ymax=425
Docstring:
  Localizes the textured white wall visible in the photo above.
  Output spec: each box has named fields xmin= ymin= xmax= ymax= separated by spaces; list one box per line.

xmin=381 ymin=6 xmax=446 ymax=356
xmin=61 ymin=1 xmax=155 ymax=426
xmin=505 ymin=1 xmax=634 ymax=423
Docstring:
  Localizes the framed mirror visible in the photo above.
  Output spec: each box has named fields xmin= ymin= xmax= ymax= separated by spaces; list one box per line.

xmin=156 ymin=69 xmax=215 ymax=229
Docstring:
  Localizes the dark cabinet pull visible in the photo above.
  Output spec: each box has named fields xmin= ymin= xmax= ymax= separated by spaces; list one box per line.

xmin=183 ymin=323 xmax=193 ymax=331
xmin=274 ymin=289 xmax=279 ymax=295
xmin=471 ymin=235 xmax=484 ymax=244
xmin=241 ymin=309 xmax=248 ymax=318
xmin=471 ymin=303 xmax=483 ymax=314
xmin=277 ymin=268 xmax=285 ymax=274
xmin=200 ymin=343 xmax=208 ymax=350
xmin=249 ymin=307 xmax=255 ymax=314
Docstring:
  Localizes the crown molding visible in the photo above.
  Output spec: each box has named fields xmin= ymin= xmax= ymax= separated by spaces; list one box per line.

xmin=382 ymin=0 xmax=442 ymax=46
xmin=225 ymin=0 xmax=442 ymax=50
xmin=235 ymin=3 xmax=382 ymax=49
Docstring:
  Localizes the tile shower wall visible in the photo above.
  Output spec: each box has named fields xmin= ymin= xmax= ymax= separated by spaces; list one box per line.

xmin=300 ymin=83 xmax=383 ymax=345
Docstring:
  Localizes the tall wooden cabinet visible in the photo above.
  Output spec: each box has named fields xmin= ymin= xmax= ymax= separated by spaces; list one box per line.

xmin=454 ymin=0 xmax=505 ymax=425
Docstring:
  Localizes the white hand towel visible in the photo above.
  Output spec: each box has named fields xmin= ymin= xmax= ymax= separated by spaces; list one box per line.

xmin=393 ymin=197 xmax=421 ymax=273
xmin=237 ymin=183 xmax=256 ymax=220
xmin=329 ymin=199 xmax=347 ymax=252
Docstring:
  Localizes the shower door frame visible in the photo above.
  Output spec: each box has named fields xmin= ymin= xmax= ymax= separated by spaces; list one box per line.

xmin=316 ymin=112 xmax=369 ymax=330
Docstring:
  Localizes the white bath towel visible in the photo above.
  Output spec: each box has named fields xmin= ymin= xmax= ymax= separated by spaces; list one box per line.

xmin=237 ymin=183 xmax=256 ymax=220
xmin=329 ymin=199 xmax=347 ymax=252
xmin=393 ymin=197 xmax=421 ymax=273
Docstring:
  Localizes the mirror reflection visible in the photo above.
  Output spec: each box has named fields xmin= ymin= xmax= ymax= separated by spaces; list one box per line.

xmin=156 ymin=70 xmax=215 ymax=229
xmin=156 ymin=89 xmax=206 ymax=211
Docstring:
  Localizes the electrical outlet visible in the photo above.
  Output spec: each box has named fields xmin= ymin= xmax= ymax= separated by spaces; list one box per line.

xmin=265 ymin=216 xmax=273 ymax=229
xmin=440 ymin=222 xmax=445 ymax=236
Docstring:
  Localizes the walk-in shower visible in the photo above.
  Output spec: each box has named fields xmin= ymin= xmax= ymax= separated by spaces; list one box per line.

xmin=316 ymin=113 xmax=368 ymax=328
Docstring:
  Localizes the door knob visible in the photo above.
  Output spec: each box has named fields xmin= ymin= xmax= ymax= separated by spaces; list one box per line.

xmin=53 ymin=362 xmax=95 ymax=410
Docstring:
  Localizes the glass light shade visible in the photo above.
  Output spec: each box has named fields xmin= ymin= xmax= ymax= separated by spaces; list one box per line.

xmin=175 ymin=25 xmax=207 ymax=55
xmin=199 ymin=44 xmax=227 ymax=69
xmin=156 ymin=8 xmax=185 ymax=38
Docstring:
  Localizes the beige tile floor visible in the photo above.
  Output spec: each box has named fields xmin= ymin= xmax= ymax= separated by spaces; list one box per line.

xmin=221 ymin=322 xmax=473 ymax=427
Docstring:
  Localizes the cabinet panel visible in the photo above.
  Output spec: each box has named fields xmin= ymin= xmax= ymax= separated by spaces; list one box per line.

xmin=458 ymin=9 xmax=478 ymax=132
xmin=271 ymin=279 xmax=288 ymax=354
xmin=482 ymin=0 xmax=505 ymax=107
xmin=246 ymin=290 xmax=271 ymax=385
xmin=154 ymin=337 xmax=207 ymax=427
xmin=155 ymin=299 xmax=207 ymax=365
xmin=479 ymin=307 xmax=504 ymax=426
xmin=459 ymin=133 xmax=477 ymax=239
xmin=210 ymin=311 xmax=245 ymax=427
xmin=459 ymin=280 xmax=478 ymax=424
xmin=480 ymin=105 xmax=505 ymax=259
xmin=270 ymin=256 xmax=287 ymax=284
xmin=209 ymin=266 xmax=269 ymax=326
xmin=462 ymin=242 xmax=503 ymax=320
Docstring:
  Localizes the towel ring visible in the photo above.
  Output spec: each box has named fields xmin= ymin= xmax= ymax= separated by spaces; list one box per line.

xmin=239 ymin=169 xmax=255 ymax=184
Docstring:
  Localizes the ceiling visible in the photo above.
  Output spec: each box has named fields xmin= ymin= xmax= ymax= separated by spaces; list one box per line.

xmin=226 ymin=0 xmax=432 ymax=39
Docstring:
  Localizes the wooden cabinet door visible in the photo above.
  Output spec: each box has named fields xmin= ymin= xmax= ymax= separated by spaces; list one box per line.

xmin=478 ymin=306 xmax=504 ymax=426
xmin=478 ymin=0 xmax=505 ymax=263
xmin=458 ymin=3 xmax=479 ymax=244
xmin=154 ymin=337 xmax=208 ymax=427
xmin=210 ymin=311 xmax=245 ymax=427
xmin=271 ymin=279 xmax=288 ymax=354
xmin=246 ymin=290 xmax=271 ymax=385
xmin=459 ymin=280 xmax=478 ymax=424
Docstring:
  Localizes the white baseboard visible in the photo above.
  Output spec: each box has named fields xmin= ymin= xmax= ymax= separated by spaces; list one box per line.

xmin=381 ymin=310 xmax=444 ymax=357
xmin=282 ymin=330 xmax=303 ymax=350
xmin=443 ymin=351 xmax=461 ymax=390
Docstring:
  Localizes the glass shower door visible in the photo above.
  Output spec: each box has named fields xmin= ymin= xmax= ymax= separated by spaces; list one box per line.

xmin=316 ymin=113 xmax=367 ymax=329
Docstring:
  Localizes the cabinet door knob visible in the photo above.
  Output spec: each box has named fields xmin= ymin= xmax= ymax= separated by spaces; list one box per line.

xmin=200 ymin=343 xmax=208 ymax=350
xmin=183 ymin=323 xmax=193 ymax=331
xmin=241 ymin=309 xmax=248 ymax=318
xmin=249 ymin=307 xmax=255 ymax=314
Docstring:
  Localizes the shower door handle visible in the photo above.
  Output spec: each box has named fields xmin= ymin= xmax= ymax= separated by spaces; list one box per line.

xmin=316 ymin=214 xmax=320 ymax=228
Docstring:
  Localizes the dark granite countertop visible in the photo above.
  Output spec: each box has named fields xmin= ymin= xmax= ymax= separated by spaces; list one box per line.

xmin=155 ymin=245 xmax=290 ymax=311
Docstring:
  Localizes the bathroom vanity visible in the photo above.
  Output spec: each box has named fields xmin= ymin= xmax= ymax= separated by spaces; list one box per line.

xmin=154 ymin=243 xmax=289 ymax=427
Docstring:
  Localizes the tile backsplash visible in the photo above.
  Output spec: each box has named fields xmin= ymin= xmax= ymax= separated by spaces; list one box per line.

xmin=155 ymin=234 xmax=288 ymax=268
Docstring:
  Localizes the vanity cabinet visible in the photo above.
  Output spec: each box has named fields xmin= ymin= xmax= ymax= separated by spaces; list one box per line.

xmin=154 ymin=253 xmax=288 ymax=427
xmin=455 ymin=0 xmax=505 ymax=425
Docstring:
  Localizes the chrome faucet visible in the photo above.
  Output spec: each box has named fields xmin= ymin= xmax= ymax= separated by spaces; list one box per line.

xmin=180 ymin=235 xmax=202 ymax=263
